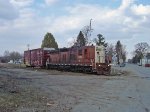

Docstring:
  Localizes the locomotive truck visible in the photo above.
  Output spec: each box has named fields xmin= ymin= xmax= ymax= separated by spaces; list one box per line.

xmin=24 ymin=45 xmax=111 ymax=75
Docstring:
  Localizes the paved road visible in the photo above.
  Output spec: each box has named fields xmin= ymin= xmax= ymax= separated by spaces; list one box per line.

xmin=128 ymin=64 xmax=150 ymax=77
xmin=110 ymin=64 xmax=150 ymax=112
xmin=114 ymin=63 xmax=150 ymax=77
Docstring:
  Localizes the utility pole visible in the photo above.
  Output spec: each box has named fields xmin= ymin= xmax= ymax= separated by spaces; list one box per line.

xmin=89 ymin=19 xmax=93 ymax=37
xmin=88 ymin=19 xmax=93 ymax=45
xmin=82 ymin=19 xmax=94 ymax=45
xmin=27 ymin=44 xmax=30 ymax=50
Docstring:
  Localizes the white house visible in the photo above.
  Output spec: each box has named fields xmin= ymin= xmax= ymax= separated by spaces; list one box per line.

xmin=140 ymin=52 xmax=150 ymax=66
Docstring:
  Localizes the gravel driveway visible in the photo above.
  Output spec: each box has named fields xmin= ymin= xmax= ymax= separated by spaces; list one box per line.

xmin=0 ymin=63 xmax=150 ymax=112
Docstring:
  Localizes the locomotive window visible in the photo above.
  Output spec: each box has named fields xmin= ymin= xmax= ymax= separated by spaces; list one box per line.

xmin=84 ymin=49 xmax=87 ymax=54
xmin=70 ymin=54 xmax=76 ymax=60
xmin=84 ymin=49 xmax=88 ymax=59
xmin=78 ymin=49 xmax=82 ymax=55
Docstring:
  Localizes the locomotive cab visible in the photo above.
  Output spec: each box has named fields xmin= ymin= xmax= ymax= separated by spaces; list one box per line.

xmin=95 ymin=46 xmax=111 ymax=75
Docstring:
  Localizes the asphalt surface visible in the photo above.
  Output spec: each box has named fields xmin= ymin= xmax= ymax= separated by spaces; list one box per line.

xmin=116 ymin=63 xmax=150 ymax=77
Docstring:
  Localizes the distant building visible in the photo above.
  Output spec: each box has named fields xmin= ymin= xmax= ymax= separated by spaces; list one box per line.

xmin=140 ymin=52 xmax=150 ymax=67
xmin=146 ymin=53 xmax=150 ymax=59
xmin=128 ymin=59 xmax=132 ymax=63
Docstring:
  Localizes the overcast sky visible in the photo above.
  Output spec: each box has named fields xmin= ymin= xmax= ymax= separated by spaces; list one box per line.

xmin=0 ymin=0 xmax=150 ymax=58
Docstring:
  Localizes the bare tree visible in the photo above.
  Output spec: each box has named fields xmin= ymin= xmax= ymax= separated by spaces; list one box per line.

xmin=81 ymin=19 xmax=94 ymax=45
xmin=115 ymin=41 xmax=127 ymax=64
xmin=9 ymin=51 xmax=22 ymax=62
xmin=82 ymin=25 xmax=92 ymax=45
xmin=3 ymin=50 xmax=10 ymax=62
xmin=106 ymin=44 xmax=115 ymax=57
xmin=105 ymin=44 xmax=115 ymax=63
xmin=115 ymin=41 xmax=122 ymax=64
xmin=122 ymin=45 xmax=127 ymax=62
xmin=67 ymin=37 xmax=77 ymax=47
xmin=134 ymin=42 xmax=149 ymax=58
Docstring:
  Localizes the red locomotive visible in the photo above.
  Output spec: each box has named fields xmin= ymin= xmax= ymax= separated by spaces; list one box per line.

xmin=24 ymin=45 xmax=111 ymax=75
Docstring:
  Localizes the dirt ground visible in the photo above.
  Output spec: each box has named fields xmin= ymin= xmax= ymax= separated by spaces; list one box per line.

xmin=0 ymin=63 xmax=150 ymax=112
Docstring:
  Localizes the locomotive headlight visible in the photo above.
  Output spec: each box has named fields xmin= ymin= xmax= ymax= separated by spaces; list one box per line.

xmin=99 ymin=64 xmax=101 ymax=67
